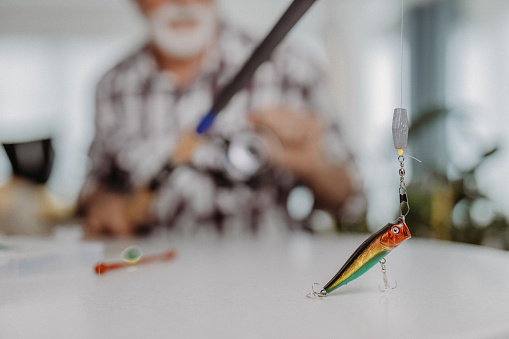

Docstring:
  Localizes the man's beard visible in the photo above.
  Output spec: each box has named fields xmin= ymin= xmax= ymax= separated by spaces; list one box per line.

xmin=148 ymin=2 xmax=218 ymax=60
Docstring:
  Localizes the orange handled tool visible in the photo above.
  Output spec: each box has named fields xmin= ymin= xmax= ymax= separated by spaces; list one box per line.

xmin=94 ymin=249 xmax=177 ymax=275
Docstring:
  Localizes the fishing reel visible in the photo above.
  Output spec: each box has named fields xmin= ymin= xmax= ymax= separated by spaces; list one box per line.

xmin=222 ymin=131 xmax=268 ymax=182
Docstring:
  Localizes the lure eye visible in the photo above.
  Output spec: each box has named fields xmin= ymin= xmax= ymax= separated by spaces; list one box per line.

xmin=392 ymin=227 xmax=400 ymax=234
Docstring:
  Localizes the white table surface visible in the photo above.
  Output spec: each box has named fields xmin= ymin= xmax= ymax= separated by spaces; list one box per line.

xmin=1 ymin=229 xmax=509 ymax=339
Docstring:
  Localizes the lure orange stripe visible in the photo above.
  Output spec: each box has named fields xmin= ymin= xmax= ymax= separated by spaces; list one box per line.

xmin=323 ymin=217 xmax=411 ymax=294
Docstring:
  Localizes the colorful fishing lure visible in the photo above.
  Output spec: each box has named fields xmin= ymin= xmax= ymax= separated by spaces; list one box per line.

xmin=308 ymin=217 xmax=411 ymax=298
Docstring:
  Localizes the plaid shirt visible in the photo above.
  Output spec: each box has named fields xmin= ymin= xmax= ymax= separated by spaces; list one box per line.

xmin=81 ymin=23 xmax=355 ymax=233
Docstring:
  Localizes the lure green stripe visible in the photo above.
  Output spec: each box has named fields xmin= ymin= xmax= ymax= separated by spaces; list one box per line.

xmin=324 ymin=248 xmax=390 ymax=293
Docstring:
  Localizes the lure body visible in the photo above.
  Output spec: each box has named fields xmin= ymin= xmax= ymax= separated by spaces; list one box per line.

xmin=322 ymin=217 xmax=411 ymax=294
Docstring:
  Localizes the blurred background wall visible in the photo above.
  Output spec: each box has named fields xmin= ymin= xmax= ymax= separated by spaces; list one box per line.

xmin=0 ymin=0 xmax=508 ymax=246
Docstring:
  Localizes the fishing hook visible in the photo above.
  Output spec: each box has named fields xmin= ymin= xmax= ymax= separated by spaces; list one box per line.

xmin=306 ymin=283 xmax=327 ymax=299
xmin=378 ymin=258 xmax=397 ymax=292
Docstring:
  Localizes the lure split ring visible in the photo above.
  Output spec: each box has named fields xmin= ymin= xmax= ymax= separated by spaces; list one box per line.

xmin=306 ymin=283 xmax=327 ymax=299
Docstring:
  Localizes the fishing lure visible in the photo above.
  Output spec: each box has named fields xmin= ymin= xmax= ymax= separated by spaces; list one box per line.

xmin=307 ymin=217 xmax=411 ymax=298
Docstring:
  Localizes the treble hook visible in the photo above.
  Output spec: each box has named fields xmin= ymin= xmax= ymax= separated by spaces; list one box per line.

xmin=306 ymin=283 xmax=327 ymax=299
xmin=378 ymin=258 xmax=397 ymax=292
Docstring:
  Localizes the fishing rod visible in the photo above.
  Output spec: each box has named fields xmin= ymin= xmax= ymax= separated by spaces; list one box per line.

xmin=196 ymin=0 xmax=318 ymax=134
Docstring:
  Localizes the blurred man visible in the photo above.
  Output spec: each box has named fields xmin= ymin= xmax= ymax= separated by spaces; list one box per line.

xmin=78 ymin=0 xmax=361 ymax=237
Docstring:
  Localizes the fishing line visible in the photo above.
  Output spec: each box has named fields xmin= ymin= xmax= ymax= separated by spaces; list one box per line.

xmin=408 ymin=155 xmax=422 ymax=163
xmin=399 ymin=0 xmax=405 ymax=108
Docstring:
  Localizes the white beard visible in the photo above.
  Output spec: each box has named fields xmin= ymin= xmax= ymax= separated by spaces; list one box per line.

xmin=148 ymin=3 xmax=218 ymax=60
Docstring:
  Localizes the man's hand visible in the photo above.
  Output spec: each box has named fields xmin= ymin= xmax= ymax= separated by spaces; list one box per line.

xmin=83 ymin=191 xmax=133 ymax=237
xmin=172 ymin=130 xmax=207 ymax=165
xmin=248 ymin=106 xmax=326 ymax=177
xmin=248 ymin=106 xmax=353 ymax=209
